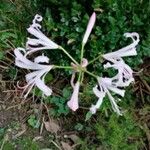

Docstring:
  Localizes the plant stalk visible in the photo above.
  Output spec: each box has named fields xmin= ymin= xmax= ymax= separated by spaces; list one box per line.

xmin=59 ymin=46 xmax=79 ymax=65
xmin=88 ymin=54 xmax=103 ymax=65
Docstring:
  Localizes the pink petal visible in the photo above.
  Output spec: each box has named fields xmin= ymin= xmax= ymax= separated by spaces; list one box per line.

xmin=93 ymin=85 xmax=105 ymax=98
xmin=26 ymin=14 xmax=57 ymax=51
xmin=82 ymin=12 xmax=96 ymax=44
xmin=103 ymin=32 xmax=139 ymax=59
xmin=25 ymin=70 xmax=41 ymax=82
xmin=108 ymin=86 xmax=125 ymax=97
xmin=14 ymin=48 xmax=33 ymax=65
xmin=35 ymin=78 xmax=52 ymax=96
xmin=90 ymin=97 xmax=103 ymax=114
xmin=34 ymin=55 xmax=49 ymax=63
xmin=107 ymin=91 xmax=122 ymax=115
xmin=67 ymin=82 xmax=80 ymax=111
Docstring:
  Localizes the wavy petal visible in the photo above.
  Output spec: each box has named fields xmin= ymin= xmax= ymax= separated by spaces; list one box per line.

xmin=14 ymin=48 xmax=33 ymax=65
xmin=27 ymin=27 xmax=58 ymax=49
xmin=90 ymin=97 xmax=103 ymax=114
xmin=15 ymin=48 xmax=52 ymax=70
xmin=93 ymin=85 xmax=105 ymax=98
xmin=15 ymin=59 xmax=51 ymax=70
xmin=26 ymin=14 xmax=58 ymax=54
xmin=34 ymin=55 xmax=49 ymax=63
xmin=108 ymin=86 xmax=125 ymax=97
xmin=35 ymin=78 xmax=52 ymax=96
xmin=103 ymin=32 xmax=139 ymax=59
xmin=90 ymin=85 xmax=105 ymax=114
xmin=25 ymin=70 xmax=41 ymax=82
xmin=67 ymin=82 xmax=80 ymax=111
xmin=107 ymin=90 xmax=122 ymax=115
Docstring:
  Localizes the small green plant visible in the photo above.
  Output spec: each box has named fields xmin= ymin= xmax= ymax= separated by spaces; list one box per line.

xmin=94 ymin=113 xmax=144 ymax=150
xmin=48 ymin=96 xmax=70 ymax=116
xmin=44 ymin=87 xmax=71 ymax=116
xmin=27 ymin=115 xmax=40 ymax=129
xmin=74 ymin=123 xmax=84 ymax=131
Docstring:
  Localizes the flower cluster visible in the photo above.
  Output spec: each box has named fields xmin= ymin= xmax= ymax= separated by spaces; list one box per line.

xmin=14 ymin=12 xmax=140 ymax=116
xmin=90 ymin=32 xmax=139 ymax=115
xmin=14 ymin=14 xmax=58 ymax=97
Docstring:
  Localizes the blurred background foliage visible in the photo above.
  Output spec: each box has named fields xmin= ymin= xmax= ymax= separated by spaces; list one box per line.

xmin=0 ymin=0 xmax=150 ymax=149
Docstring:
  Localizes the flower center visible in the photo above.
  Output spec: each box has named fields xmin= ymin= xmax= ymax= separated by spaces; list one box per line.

xmin=71 ymin=58 xmax=88 ymax=72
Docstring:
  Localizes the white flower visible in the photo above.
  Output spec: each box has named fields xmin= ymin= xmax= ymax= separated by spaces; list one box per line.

xmin=26 ymin=14 xmax=58 ymax=55
xmin=102 ymin=32 xmax=139 ymax=89
xmin=82 ymin=12 xmax=96 ymax=45
xmin=103 ymin=32 xmax=139 ymax=60
xmin=90 ymin=85 xmax=105 ymax=114
xmin=90 ymin=77 xmax=125 ymax=115
xmin=67 ymin=81 xmax=80 ymax=111
xmin=14 ymin=48 xmax=53 ymax=98
xmin=104 ymin=58 xmax=134 ymax=87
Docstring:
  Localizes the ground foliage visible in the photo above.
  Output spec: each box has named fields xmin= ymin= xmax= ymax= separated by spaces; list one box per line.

xmin=0 ymin=0 xmax=150 ymax=149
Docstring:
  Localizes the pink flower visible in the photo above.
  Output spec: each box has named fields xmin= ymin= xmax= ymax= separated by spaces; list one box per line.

xmin=90 ymin=77 xmax=125 ymax=115
xmin=104 ymin=58 xmax=134 ymax=87
xmin=67 ymin=82 xmax=80 ymax=111
xmin=26 ymin=14 xmax=58 ymax=55
xmin=14 ymin=48 xmax=53 ymax=98
xmin=82 ymin=12 xmax=96 ymax=44
xmin=103 ymin=32 xmax=139 ymax=59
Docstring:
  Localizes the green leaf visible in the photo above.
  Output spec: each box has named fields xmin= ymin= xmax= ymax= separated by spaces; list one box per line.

xmin=74 ymin=123 xmax=84 ymax=131
xmin=27 ymin=115 xmax=40 ymax=129
xmin=62 ymin=87 xmax=71 ymax=98
xmin=85 ymin=111 xmax=93 ymax=122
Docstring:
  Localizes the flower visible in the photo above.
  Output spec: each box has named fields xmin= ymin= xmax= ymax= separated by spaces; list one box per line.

xmin=67 ymin=81 xmax=80 ymax=111
xmin=90 ymin=77 xmax=125 ymax=115
xmin=82 ymin=12 xmax=96 ymax=45
xmin=104 ymin=58 xmax=134 ymax=87
xmin=101 ymin=32 xmax=140 ymax=90
xmin=90 ymin=85 xmax=105 ymax=114
xmin=14 ymin=48 xmax=53 ymax=98
xmin=26 ymin=14 xmax=58 ymax=55
xmin=103 ymin=32 xmax=139 ymax=60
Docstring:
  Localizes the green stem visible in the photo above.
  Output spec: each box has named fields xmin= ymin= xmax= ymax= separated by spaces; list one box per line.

xmin=80 ymin=44 xmax=85 ymax=63
xmin=59 ymin=46 xmax=79 ymax=65
xmin=54 ymin=65 xmax=73 ymax=69
xmin=88 ymin=54 xmax=103 ymax=65
xmin=78 ymin=72 xmax=85 ymax=84
xmin=79 ymin=44 xmax=85 ymax=83
xmin=80 ymin=72 xmax=84 ymax=83
xmin=78 ymin=72 xmax=82 ymax=81
xmin=84 ymin=70 xmax=98 ymax=79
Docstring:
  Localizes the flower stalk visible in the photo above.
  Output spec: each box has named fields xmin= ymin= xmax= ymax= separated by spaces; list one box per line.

xmin=59 ymin=46 xmax=79 ymax=65
xmin=88 ymin=53 xmax=102 ymax=65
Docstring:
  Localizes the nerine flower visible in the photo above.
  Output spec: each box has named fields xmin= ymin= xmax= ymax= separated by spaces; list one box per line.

xmin=102 ymin=32 xmax=140 ymax=87
xmin=14 ymin=48 xmax=53 ymax=98
xmin=104 ymin=58 xmax=134 ymax=87
xmin=26 ymin=14 xmax=58 ymax=55
xmin=103 ymin=32 xmax=139 ymax=60
xmin=14 ymin=13 xmax=140 ymax=116
xmin=67 ymin=81 xmax=80 ymax=111
xmin=82 ymin=12 xmax=96 ymax=45
xmin=90 ymin=77 xmax=125 ymax=115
